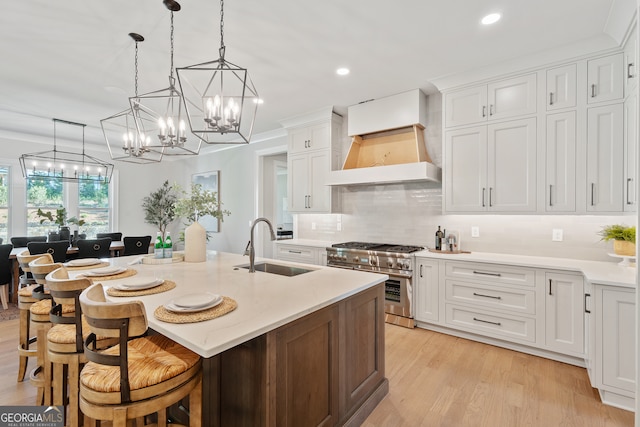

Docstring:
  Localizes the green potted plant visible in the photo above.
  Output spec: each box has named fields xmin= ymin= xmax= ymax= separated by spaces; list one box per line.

xmin=173 ymin=183 xmax=230 ymax=240
xmin=36 ymin=207 xmax=86 ymax=241
xmin=598 ymin=224 xmax=636 ymax=256
xmin=142 ymin=180 xmax=178 ymax=239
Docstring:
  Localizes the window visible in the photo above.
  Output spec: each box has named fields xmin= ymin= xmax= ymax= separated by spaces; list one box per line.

xmin=0 ymin=167 xmax=9 ymax=242
xmin=78 ymin=179 xmax=109 ymax=236
xmin=26 ymin=173 xmax=63 ymax=236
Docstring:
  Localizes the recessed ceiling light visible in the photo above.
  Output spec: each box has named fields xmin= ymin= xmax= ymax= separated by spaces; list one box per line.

xmin=336 ymin=67 xmax=350 ymax=76
xmin=481 ymin=13 xmax=501 ymax=25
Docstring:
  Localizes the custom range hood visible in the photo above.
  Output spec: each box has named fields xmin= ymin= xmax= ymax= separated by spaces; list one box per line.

xmin=326 ymin=89 xmax=441 ymax=186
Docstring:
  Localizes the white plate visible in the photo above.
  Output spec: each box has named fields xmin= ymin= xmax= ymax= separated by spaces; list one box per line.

xmin=85 ymin=266 xmax=126 ymax=276
xmin=164 ymin=294 xmax=223 ymax=313
xmin=66 ymin=258 xmax=102 ymax=267
xmin=112 ymin=278 xmax=164 ymax=291
xmin=173 ymin=292 xmax=220 ymax=309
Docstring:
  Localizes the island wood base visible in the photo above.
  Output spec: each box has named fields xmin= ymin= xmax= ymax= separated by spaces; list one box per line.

xmin=199 ymin=283 xmax=387 ymax=426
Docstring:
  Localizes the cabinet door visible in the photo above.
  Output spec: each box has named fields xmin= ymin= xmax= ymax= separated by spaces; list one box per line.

xmin=587 ymin=53 xmax=624 ymax=104
xmin=599 ymin=287 xmax=635 ymax=394
xmin=584 ymin=282 xmax=595 ymax=386
xmin=545 ymin=112 xmax=576 ymax=212
xmin=546 ymin=64 xmax=577 ymax=110
xmin=586 ymin=104 xmax=624 ymax=212
xmin=444 ymin=85 xmax=488 ymax=128
xmin=487 ymin=74 xmax=537 ymax=120
xmin=308 ymin=151 xmax=331 ymax=212
xmin=623 ymin=93 xmax=637 ymax=211
xmin=288 ymin=123 xmax=330 ymax=154
xmin=288 ymin=126 xmax=310 ymax=154
xmin=624 ymin=23 xmax=637 ymax=94
xmin=414 ymin=259 xmax=439 ymax=322
xmin=445 ymin=126 xmax=488 ymax=212
xmin=288 ymin=153 xmax=310 ymax=212
xmin=545 ymin=272 xmax=584 ymax=356
xmin=487 ymin=118 xmax=537 ymax=212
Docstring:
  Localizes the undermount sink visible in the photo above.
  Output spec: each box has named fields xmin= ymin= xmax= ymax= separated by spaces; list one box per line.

xmin=237 ymin=262 xmax=314 ymax=277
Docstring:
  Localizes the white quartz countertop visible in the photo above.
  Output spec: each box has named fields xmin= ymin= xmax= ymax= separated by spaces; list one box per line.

xmin=274 ymin=239 xmax=336 ymax=248
xmin=415 ymin=250 xmax=637 ymax=288
xmin=81 ymin=251 xmax=387 ymax=358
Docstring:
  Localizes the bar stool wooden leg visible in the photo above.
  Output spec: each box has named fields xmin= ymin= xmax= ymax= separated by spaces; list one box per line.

xmin=17 ymin=304 xmax=35 ymax=381
xmin=29 ymin=321 xmax=52 ymax=406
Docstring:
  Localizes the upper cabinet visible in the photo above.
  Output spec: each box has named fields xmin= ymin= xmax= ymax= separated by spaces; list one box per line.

xmin=284 ymin=112 xmax=343 ymax=214
xmin=624 ymin=23 xmax=637 ymax=95
xmin=546 ymin=64 xmax=577 ymax=111
xmin=444 ymin=74 xmax=537 ymax=128
xmin=587 ymin=53 xmax=624 ymax=104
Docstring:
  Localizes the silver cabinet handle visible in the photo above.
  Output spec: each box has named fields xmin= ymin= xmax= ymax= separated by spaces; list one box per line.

xmin=307 ymin=195 xmax=311 ymax=209
xmin=304 ymin=140 xmax=308 ymax=148
xmin=628 ymin=63 xmax=634 ymax=79
xmin=489 ymin=187 xmax=493 ymax=207
xmin=308 ymin=139 xmax=311 ymax=148
xmin=548 ymin=278 xmax=552 ymax=296
xmin=304 ymin=195 xmax=309 ymax=208
xmin=473 ymin=292 xmax=502 ymax=300
xmin=287 ymin=250 xmax=302 ymax=254
xmin=489 ymin=104 xmax=494 ymax=116
xmin=591 ymin=84 xmax=596 ymax=98
xmin=482 ymin=188 xmax=486 ymax=207
xmin=420 ymin=264 xmax=423 ymax=278
xmin=549 ymin=92 xmax=554 ymax=105
xmin=482 ymin=106 xmax=486 ymax=118
xmin=584 ymin=293 xmax=591 ymax=314
xmin=627 ymin=178 xmax=633 ymax=205
xmin=591 ymin=183 xmax=595 ymax=206
xmin=473 ymin=317 xmax=501 ymax=326
xmin=549 ymin=184 xmax=553 ymax=207
xmin=472 ymin=270 xmax=502 ymax=277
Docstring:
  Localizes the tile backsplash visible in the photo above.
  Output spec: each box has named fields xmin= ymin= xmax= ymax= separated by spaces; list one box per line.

xmin=296 ymin=183 xmax=636 ymax=262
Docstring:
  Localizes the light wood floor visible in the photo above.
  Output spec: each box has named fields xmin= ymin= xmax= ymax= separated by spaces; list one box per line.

xmin=0 ymin=316 xmax=634 ymax=426
xmin=363 ymin=324 xmax=634 ymax=427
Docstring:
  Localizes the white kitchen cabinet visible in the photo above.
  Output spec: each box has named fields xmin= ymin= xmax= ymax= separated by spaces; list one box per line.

xmin=623 ymin=93 xmax=637 ymax=211
xmin=623 ymin=23 xmax=637 ymax=95
xmin=444 ymin=74 xmax=536 ymax=128
xmin=584 ymin=281 xmax=595 ymax=386
xmin=414 ymin=258 xmax=439 ymax=323
xmin=274 ymin=242 xmax=327 ymax=266
xmin=587 ymin=53 xmax=624 ymax=104
xmin=546 ymin=64 xmax=577 ymax=111
xmin=544 ymin=272 xmax=584 ymax=356
xmin=545 ymin=112 xmax=576 ymax=212
xmin=593 ymin=285 xmax=636 ymax=410
xmin=586 ymin=103 xmax=624 ymax=212
xmin=288 ymin=122 xmax=330 ymax=154
xmin=286 ymin=114 xmax=342 ymax=213
xmin=445 ymin=118 xmax=537 ymax=213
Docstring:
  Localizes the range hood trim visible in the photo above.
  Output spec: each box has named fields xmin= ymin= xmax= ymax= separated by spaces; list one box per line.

xmin=326 ymin=161 xmax=441 ymax=186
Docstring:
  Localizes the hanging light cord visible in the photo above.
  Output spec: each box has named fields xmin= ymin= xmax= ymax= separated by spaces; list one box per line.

xmin=219 ymin=0 xmax=225 ymax=60
xmin=170 ymin=11 xmax=175 ymax=79
xmin=134 ymin=39 xmax=139 ymax=97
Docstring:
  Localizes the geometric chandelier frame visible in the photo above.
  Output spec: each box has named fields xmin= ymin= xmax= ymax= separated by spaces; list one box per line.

xmin=20 ymin=118 xmax=114 ymax=184
xmin=130 ymin=0 xmax=201 ymax=157
xmin=176 ymin=0 xmax=259 ymax=145
xmin=101 ymin=33 xmax=165 ymax=164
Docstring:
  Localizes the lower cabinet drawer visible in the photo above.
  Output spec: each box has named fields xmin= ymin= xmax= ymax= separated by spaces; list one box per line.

xmin=275 ymin=245 xmax=318 ymax=264
xmin=445 ymin=304 xmax=536 ymax=343
xmin=445 ymin=280 xmax=536 ymax=315
xmin=445 ymin=261 xmax=535 ymax=287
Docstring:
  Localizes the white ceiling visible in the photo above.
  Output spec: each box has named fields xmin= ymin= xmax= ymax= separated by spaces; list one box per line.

xmin=0 ymin=0 xmax=633 ymax=150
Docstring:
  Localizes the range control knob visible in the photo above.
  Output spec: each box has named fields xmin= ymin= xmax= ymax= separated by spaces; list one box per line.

xmin=370 ymin=258 xmax=377 ymax=266
xmin=387 ymin=260 xmax=394 ymax=268
xmin=353 ymin=257 xmax=359 ymax=263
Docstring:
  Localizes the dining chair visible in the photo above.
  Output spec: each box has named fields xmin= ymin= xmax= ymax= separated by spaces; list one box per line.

xmin=76 ymin=238 xmax=112 ymax=259
xmin=122 ymin=236 xmax=152 ymax=256
xmin=27 ymin=241 xmax=70 ymax=263
xmin=11 ymin=235 xmax=47 ymax=248
xmin=46 ymin=267 xmax=117 ymax=426
xmin=79 ymin=283 xmax=202 ymax=427
xmin=96 ymin=232 xmax=123 ymax=242
xmin=0 ymin=243 xmax=13 ymax=309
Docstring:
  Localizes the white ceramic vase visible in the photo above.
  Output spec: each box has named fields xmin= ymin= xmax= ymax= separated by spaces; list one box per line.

xmin=184 ymin=221 xmax=207 ymax=262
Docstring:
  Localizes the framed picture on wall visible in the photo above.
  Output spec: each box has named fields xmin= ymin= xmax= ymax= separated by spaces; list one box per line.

xmin=191 ymin=170 xmax=221 ymax=233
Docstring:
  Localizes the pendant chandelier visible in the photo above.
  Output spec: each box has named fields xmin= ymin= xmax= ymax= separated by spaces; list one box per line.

xmin=20 ymin=119 xmax=114 ymax=183
xmin=176 ymin=0 xmax=259 ymax=145
xmin=101 ymin=33 xmax=164 ymax=164
xmin=129 ymin=0 xmax=201 ymax=157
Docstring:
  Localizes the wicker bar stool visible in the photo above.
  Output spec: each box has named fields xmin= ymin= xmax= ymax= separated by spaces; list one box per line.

xmin=46 ymin=267 xmax=117 ymax=426
xmin=15 ymin=251 xmax=51 ymax=383
xmin=79 ymin=283 xmax=202 ymax=427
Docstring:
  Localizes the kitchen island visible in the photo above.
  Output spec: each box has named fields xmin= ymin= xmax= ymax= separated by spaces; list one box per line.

xmin=91 ymin=251 xmax=389 ymax=426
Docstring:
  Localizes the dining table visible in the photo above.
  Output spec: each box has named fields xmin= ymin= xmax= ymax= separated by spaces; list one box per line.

xmin=8 ymin=241 xmax=133 ymax=303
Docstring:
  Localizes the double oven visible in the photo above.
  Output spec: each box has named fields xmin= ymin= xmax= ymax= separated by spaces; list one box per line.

xmin=326 ymin=242 xmax=423 ymax=328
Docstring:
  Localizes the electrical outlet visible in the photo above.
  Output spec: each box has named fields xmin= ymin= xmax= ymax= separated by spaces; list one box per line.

xmin=337 ymin=223 xmax=342 ymax=231
xmin=311 ymin=222 xmax=316 ymax=230
xmin=552 ymin=229 xmax=563 ymax=241
xmin=471 ymin=226 xmax=480 ymax=238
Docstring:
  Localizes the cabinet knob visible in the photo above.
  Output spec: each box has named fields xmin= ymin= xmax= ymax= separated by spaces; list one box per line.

xmin=591 ymin=84 xmax=596 ymax=98
xmin=628 ymin=63 xmax=634 ymax=79
xmin=549 ymin=92 xmax=554 ymax=105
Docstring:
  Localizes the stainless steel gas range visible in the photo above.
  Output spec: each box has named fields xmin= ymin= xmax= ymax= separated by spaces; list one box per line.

xmin=326 ymin=242 xmax=423 ymax=328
